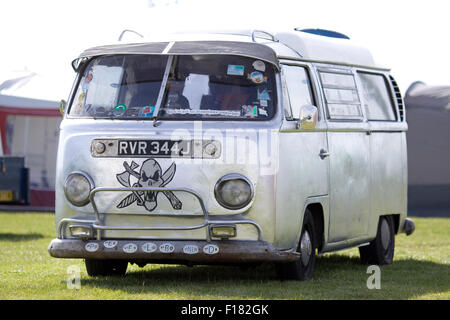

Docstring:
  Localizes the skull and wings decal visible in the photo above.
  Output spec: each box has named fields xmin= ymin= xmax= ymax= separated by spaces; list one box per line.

xmin=116 ymin=158 xmax=182 ymax=212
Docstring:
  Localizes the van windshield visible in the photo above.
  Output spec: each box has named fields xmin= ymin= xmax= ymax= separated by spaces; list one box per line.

xmin=68 ymin=54 xmax=276 ymax=120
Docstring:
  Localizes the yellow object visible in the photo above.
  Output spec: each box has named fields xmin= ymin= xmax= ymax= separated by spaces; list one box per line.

xmin=0 ymin=190 xmax=14 ymax=202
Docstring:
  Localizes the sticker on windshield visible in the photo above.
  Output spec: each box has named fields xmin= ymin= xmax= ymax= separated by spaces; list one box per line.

xmin=252 ymin=60 xmax=266 ymax=72
xmin=94 ymin=106 xmax=106 ymax=116
xmin=73 ymin=92 xmax=86 ymax=114
xmin=248 ymin=71 xmax=267 ymax=84
xmin=257 ymin=89 xmax=270 ymax=101
xmin=241 ymin=105 xmax=258 ymax=117
xmin=141 ymin=106 xmax=155 ymax=117
xmin=113 ymin=104 xmax=127 ymax=116
xmin=258 ymin=108 xmax=268 ymax=116
xmin=227 ymin=65 xmax=245 ymax=76
xmin=82 ymin=73 xmax=93 ymax=92
xmin=165 ymin=109 xmax=241 ymax=117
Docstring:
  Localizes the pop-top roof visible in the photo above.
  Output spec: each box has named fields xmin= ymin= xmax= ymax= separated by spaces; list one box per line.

xmin=73 ymin=29 xmax=385 ymax=71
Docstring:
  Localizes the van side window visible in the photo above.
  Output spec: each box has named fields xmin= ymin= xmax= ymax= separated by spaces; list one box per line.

xmin=319 ymin=70 xmax=362 ymax=120
xmin=282 ymin=65 xmax=314 ymax=120
xmin=357 ymin=72 xmax=397 ymax=121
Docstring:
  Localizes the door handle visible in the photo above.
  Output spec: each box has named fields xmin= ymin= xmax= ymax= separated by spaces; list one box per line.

xmin=319 ymin=149 xmax=330 ymax=159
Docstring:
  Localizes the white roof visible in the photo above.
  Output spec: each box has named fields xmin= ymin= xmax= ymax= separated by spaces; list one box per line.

xmin=123 ymin=29 xmax=380 ymax=68
xmin=0 ymin=93 xmax=58 ymax=110
xmin=274 ymin=31 xmax=377 ymax=67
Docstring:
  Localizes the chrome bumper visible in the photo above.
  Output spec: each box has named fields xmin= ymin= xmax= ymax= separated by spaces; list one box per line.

xmin=48 ymin=238 xmax=300 ymax=263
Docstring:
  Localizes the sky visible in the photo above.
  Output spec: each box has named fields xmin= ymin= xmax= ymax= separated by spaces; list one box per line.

xmin=0 ymin=0 xmax=448 ymax=101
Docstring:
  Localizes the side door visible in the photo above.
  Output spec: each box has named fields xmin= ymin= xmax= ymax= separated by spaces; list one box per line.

xmin=275 ymin=63 xmax=329 ymax=249
xmin=317 ymin=66 xmax=371 ymax=242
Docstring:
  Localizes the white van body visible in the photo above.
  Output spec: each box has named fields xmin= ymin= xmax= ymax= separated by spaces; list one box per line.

xmin=49 ymin=29 xmax=415 ymax=280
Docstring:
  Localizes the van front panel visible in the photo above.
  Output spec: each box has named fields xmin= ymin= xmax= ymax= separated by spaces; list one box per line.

xmin=55 ymin=120 xmax=281 ymax=242
xmin=55 ymin=53 xmax=284 ymax=245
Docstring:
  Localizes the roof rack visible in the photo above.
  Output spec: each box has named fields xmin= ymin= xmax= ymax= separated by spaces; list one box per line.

xmin=251 ymin=30 xmax=277 ymax=42
xmin=294 ymin=28 xmax=350 ymax=40
xmin=118 ymin=29 xmax=144 ymax=41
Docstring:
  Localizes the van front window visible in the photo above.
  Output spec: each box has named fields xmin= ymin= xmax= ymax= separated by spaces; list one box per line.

xmin=68 ymin=55 xmax=276 ymax=120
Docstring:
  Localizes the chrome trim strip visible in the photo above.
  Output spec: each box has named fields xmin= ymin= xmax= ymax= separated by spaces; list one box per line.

xmin=278 ymin=55 xmax=391 ymax=72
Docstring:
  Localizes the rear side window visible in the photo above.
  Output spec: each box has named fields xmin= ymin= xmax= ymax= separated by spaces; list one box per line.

xmin=357 ymin=72 xmax=397 ymax=121
xmin=319 ymin=70 xmax=362 ymax=120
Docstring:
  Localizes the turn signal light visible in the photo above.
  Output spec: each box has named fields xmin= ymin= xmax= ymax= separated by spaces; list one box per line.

xmin=69 ymin=225 xmax=93 ymax=239
xmin=209 ymin=225 xmax=237 ymax=239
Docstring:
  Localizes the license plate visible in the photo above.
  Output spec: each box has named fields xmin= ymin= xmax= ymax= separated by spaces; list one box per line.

xmin=117 ymin=139 xmax=191 ymax=157
xmin=0 ymin=190 xmax=13 ymax=202
xmin=91 ymin=139 xmax=220 ymax=158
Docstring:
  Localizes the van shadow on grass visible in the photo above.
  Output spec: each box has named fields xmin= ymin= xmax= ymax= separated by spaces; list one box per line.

xmin=0 ymin=233 xmax=45 ymax=242
xmin=81 ymin=254 xmax=450 ymax=299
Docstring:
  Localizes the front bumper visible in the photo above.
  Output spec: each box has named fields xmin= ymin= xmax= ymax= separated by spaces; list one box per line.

xmin=52 ymin=185 xmax=293 ymax=264
xmin=48 ymin=238 xmax=300 ymax=264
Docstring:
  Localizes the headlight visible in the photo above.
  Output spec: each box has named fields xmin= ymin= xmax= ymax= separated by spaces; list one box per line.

xmin=214 ymin=174 xmax=254 ymax=210
xmin=64 ymin=172 xmax=94 ymax=206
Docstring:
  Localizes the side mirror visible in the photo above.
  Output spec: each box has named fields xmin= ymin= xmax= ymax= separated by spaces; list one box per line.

xmin=297 ymin=105 xmax=318 ymax=130
xmin=59 ymin=99 xmax=67 ymax=116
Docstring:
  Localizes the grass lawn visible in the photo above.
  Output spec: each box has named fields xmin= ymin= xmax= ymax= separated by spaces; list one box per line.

xmin=0 ymin=212 xmax=448 ymax=300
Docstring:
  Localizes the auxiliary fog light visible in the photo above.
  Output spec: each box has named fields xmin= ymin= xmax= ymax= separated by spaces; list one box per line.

xmin=209 ymin=224 xmax=237 ymax=239
xmin=64 ymin=171 xmax=94 ymax=207
xmin=214 ymin=174 xmax=254 ymax=210
xmin=69 ymin=225 xmax=93 ymax=239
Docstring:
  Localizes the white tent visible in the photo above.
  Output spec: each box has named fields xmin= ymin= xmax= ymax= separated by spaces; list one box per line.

xmin=404 ymin=82 xmax=450 ymax=216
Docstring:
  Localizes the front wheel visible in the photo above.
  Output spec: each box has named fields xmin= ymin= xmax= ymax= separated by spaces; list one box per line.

xmin=275 ymin=209 xmax=316 ymax=281
xmin=359 ymin=215 xmax=395 ymax=265
xmin=85 ymin=259 xmax=128 ymax=277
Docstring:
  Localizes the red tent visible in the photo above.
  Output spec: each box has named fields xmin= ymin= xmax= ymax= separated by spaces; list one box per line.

xmin=0 ymin=93 xmax=61 ymax=208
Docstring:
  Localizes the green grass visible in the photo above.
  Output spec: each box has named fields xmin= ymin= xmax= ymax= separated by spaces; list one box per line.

xmin=0 ymin=212 xmax=448 ymax=300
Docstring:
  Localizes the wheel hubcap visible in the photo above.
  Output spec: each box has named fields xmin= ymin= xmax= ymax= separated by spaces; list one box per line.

xmin=300 ymin=230 xmax=312 ymax=266
xmin=380 ymin=219 xmax=390 ymax=250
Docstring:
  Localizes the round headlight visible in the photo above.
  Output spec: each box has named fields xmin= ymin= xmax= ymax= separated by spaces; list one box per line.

xmin=214 ymin=174 xmax=254 ymax=210
xmin=64 ymin=172 xmax=94 ymax=207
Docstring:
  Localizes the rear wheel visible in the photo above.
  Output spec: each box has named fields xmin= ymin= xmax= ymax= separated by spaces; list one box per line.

xmin=275 ymin=209 xmax=316 ymax=281
xmin=359 ymin=215 xmax=395 ymax=265
xmin=85 ymin=259 xmax=128 ymax=277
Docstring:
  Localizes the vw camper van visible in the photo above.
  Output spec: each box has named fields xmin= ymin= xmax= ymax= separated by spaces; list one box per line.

xmin=48 ymin=29 xmax=415 ymax=280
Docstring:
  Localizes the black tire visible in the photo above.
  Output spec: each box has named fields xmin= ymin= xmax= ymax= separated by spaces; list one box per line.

xmin=275 ymin=209 xmax=316 ymax=281
xmin=85 ymin=259 xmax=128 ymax=277
xmin=359 ymin=215 xmax=395 ymax=265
